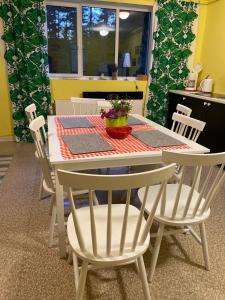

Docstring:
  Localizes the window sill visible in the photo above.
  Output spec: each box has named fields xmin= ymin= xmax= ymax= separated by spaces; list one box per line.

xmin=49 ymin=75 xmax=147 ymax=82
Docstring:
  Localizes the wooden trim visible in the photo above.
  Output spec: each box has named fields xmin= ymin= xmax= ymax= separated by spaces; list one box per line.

xmin=0 ymin=136 xmax=15 ymax=142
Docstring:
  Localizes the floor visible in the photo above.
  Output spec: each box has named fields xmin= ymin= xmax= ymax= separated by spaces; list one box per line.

xmin=0 ymin=156 xmax=12 ymax=185
xmin=0 ymin=141 xmax=17 ymax=185
xmin=0 ymin=142 xmax=225 ymax=300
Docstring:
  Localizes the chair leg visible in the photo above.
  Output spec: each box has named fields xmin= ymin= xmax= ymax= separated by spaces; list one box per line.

xmin=93 ymin=193 xmax=99 ymax=206
xmin=39 ymin=173 xmax=44 ymax=200
xmin=48 ymin=203 xmax=57 ymax=247
xmin=76 ymin=261 xmax=88 ymax=300
xmin=49 ymin=194 xmax=54 ymax=216
xmin=73 ymin=252 xmax=80 ymax=291
xmin=199 ymin=222 xmax=210 ymax=270
xmin=148 ymin=240 xmax=154 ymax=254
xmin=137 ymin=256 xmax=151 ymax=300
xmin=148 ymin=223 xmax=164 ymax=282
xmin=67 ymin=246 xmax=73 ymax=265
xmin=134 ymin=259 xmax=139 ymax=273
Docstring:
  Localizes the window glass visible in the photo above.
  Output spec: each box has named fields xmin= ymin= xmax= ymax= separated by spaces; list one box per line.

xmin=118 ymin=11 xmax=150 ymax=77
xmin=82 ymin=6 xmax=116 ymax=76
xmin=47 ymin=5 xmax=78 ymax=74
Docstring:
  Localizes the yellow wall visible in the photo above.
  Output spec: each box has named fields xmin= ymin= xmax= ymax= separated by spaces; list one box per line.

xmin=51 ymin=79 xmax=147 ymax=100
xmin=0 ymin=58 xmax=13 ymax=137
xmin=0 ymin=22 xmax=13 ymax=138
xmin=197 ymin=0 xmax=225 ymax=94
xmin=193 ymin=5 xmax=208 ymax=65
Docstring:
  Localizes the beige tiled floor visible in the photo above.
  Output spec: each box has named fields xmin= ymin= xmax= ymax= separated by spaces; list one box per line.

xmin=0 ymin=142 xmax=225 ymax=299
xmin=0 ymin=141 xmax=18 ymax=156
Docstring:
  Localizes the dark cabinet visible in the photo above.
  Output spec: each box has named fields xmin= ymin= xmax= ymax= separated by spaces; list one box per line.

xmin=167 ymin=92 xmax=225 ymax=153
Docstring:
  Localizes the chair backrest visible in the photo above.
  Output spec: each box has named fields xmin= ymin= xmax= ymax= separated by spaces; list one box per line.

xmin=29 ymin=116 xmax=54 ymax=193
xmin=97 ymin=100 xmax=111 ymax=113
xmin=71 ymin=97 xmax=104 ymax=115
xmin=176 ymin=104 xmax=192 ymax=117
xmin=161 ymin=151 xmax=225 ymax=221
xmin=57 ymin=164 xmax=176 ymax=258
xmin=25 ymin=103 xmax=37 ymax=122
xmin=171 ymin=112 xmax=206 ymax=142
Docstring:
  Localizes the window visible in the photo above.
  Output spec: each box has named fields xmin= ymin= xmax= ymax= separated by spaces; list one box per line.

xmin=82 ymin=6 xmax=116 ymax=76
xmin=46 ymin=2 xmax=151 ymax=77
xmin=47 ymin=5 xmax=78 ymax=73
xmin=118 ymin=11 xmax=150 ymax=77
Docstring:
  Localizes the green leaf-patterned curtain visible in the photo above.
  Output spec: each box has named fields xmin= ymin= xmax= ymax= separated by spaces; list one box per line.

xmin=147 ymin=0 xmax=197 ymax=126
xmin=0 ymin=0 xmax=52 ymax=142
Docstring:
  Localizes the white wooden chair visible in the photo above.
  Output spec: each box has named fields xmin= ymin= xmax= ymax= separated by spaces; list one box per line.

xmin=71 ymin=97 xmax=104 ymax=115
xmin=96 ymin=100 xmax=111 ymax=113
xmin=171 ymin=113 xmax=206 ymax=142
xmin=176 ymin=103 xmax=192 ymax=116
xmin=130 ymin=113 xmax=206 ymax=175
xmin=169 ymin=113 xmax=206 ymax=182
xmin=25 ymin=103 xmax=37 ymax=122
xmin=138 ymin=151 xmax=225 ymax=282
xmin=29 ymin=116 xmax=89 ymax=247
xmin=25 ymin=103 xmax=48 ymax=200
xmin=57 ymin=164 xmax=176 ymax=300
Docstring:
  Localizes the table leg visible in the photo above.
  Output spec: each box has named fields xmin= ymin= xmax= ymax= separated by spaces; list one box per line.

xmin=55 ymin=167 xmax=66 ymax=258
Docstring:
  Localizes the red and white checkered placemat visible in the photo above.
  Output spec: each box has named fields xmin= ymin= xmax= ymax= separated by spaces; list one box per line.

xmin=55 ymin=116 xmax=190 ymax=160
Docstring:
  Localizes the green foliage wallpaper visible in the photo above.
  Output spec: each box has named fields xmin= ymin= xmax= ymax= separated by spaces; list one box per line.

xmin=0 ymin=0 xmax=51 ymax=142
xmin=147 ymin=0 xmax=197 ymax=125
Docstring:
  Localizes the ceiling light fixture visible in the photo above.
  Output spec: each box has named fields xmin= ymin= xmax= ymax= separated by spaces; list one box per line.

xmin=99 ymin=29 xmax=109 ymax=37
xmin=92 ymin=22 xmax=114 ymax=37
xmin=119 ymin=11 xmax=130 ymax=20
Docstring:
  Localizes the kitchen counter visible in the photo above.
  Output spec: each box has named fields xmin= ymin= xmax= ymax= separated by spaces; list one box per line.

xmin=170 ymin=90 xmax=225 ymax=105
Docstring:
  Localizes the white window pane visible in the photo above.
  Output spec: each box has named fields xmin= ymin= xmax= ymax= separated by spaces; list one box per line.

xmin=82 ymin=6 xmax=116 ymax=76
xmin=118 ymin=11 xmax=150 ymax=77
xmin=47 ymin=5 xmax=78 ymax=74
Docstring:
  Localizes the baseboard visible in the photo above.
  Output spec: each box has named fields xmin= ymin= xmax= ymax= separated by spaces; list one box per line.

xmin=0 ymin=136 xmax=15 ymax=142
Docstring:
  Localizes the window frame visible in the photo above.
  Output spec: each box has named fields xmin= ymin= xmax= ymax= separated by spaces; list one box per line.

xmin=45 ymin=0 xmax=153 ymax=79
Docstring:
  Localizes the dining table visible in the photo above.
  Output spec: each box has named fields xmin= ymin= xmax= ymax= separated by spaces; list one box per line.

xmin=48 ymin=114 xmax=209 ymax=258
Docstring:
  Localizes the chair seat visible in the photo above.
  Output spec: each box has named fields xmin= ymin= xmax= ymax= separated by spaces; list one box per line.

xmin=138 ymin=184 xmax=210 ymax=225
xmin=67 ymin=204 xmax=150 ymax=265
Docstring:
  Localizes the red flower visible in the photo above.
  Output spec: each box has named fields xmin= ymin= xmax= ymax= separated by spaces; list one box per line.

xmin=100 ymin=99 xmax=132 ymax=119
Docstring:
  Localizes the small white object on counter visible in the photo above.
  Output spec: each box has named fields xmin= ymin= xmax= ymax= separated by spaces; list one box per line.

xmin=200 ymin=78 xmax=214 ymax=93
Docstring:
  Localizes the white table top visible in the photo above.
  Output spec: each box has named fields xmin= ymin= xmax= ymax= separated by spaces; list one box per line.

xmin=48 ymin=114 xmax=209 ymax=170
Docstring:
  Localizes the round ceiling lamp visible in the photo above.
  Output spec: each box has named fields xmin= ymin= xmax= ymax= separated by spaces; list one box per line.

xmin=92 ymin=22 xmax=114 ymax=37
xmin=119 ymin=11 xmax=130 ymax=20
xmin=99 ymin=29 xmax=109 ymax=37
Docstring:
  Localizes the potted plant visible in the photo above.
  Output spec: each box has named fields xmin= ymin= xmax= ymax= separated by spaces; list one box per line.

xmin=100 ymin=98 xmax=132 ymax=127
